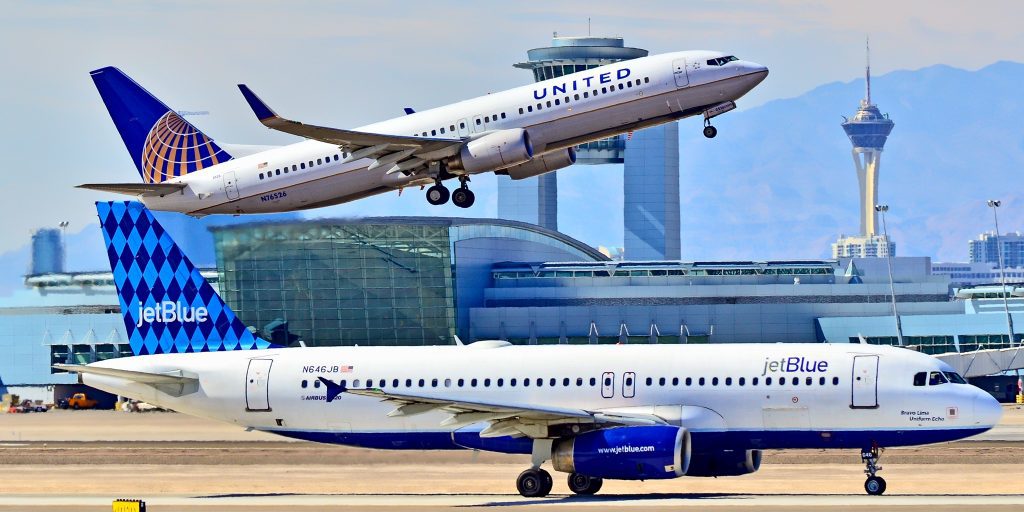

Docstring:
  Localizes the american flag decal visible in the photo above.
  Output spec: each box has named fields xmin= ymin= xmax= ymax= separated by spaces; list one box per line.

xmin=258 ymin=162 xmax=268 ymax=169
xmin=340 ymin=365 xmax=353 ymax=373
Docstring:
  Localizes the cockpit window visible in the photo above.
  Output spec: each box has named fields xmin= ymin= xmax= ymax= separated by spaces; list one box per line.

xmin=706 ymin=55 xmax=740 ymax=66
xmin=913 ymin=372 xmax=927 ymax=386
xmin=928 ymin=371 xmax=948 ymax=385
xmin=943 ymin=371 xmax=968 ymax=384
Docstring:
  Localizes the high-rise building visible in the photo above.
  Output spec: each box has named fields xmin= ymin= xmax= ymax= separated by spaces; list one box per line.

xmin=505 ymin=35 xmax=681 ymax=260
xmin=970 ymin=231 xmax=1024 ymax=268
xmin=30 ymin=228 xmax=64 ymax=275
xmin=832 ymin=41 xmax=895 ymax=258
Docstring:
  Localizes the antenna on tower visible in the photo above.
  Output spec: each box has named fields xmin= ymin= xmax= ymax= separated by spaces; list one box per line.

xmin=588 ymin=17 xmax=591 ymax=36
xmin=865 ymin=36 xmax=872 ymax=105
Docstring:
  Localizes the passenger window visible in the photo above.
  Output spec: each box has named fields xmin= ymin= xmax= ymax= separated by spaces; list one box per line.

xmin=549 ymin=378 xmax=556 ymax=386
xmin=576 ymin=377 xmax=583 ymax=386
xmin=554 ymin=99 xmax=560 ymax=105
xmin=418 ymin=379 xmax=425 ymax=387
xmin=766 ymin=377 xmax=773 ymax=385
xmin=444 ymin=378 xmax=451 ymax=387
xmin=460 ymin=122 xmax=466 ymax=128
xmin=738 ymin=377 xmax=745 ymax=386
xmin=523 ymin=378 xmax=530 ymax=387
xmin=725 ymin=377 xmax=732 ymax=386
xmin=457 ymin=378 xmax=464 ymax=387
xmin=471 ymin=378 xmax=478 ymax=387
xmin=779 ymin=377 xmax=787 ymax=385
xmin=646 ymin=377 xmax=653 ymax=386
xmin=484 ymin=378 xmax=491 ymax=387
xmin=617 ymin=83 xmax=624 ymax=90
xmin=308 ymin=161 xmax=313 ymax=167
xmin=644 ymin=77 xmax=650 ymax=83
xmin=635 ymin=79 xmax=640 ymax=86
xmin=806 ymin=377 xmax=812 ymax=386
xmin=626 ymin=81 xmax=632 ymax=88
xmin=475 ymin=119 xmax=481 ymax=125
xmin=792 ymin=377 xmax=798 ymax=386
xmin=602 ymin=377 xmax=610 ymax=387
xmin=284 ymin=167 xmax=289 ymax=173
xmin=300 ymin=163 xmax=305 ymax=169
xmin=450 ymin=124 xmax=455 ymax=131
xmin=536 ymin=103 xmax=542 ymax=110
xmin=301 ymin=380 xmax=307 ymax=388
xmin=601 ymin=87 xmax=607 ymax=94
xmin=574 ymin=94 xmax=580 ymax=100
xmin=624 ymin=375 xmax=633 ymax=386
xmin=589 ymin=377 xmax=596 ymax=386
xmin=440 ymin=127 xmax=445 ymax=134
xmin=546 ymin=101 xmax=552 ymax=108
xmin=583 ymin=92 xmax=589 ymax=98
xmin=316 ymin=158 xmax=322 ymax=165
xmin=484 ymin=116 xmax=489 ymax=122
xmin=314 ymin=380 xmax=321 ymax=388
xmin=712 ymin=377 xmax=719 ymax=386
xmin=538 ymin=378 xmax=544 ymax=387
xmin=259 ymin=173 xmax=264 ymax=180
xmin=353 ymin=379 xmax=361 ymax=387
xmin=685 ymin=377 xmax=692 ymax=386
xmin=334 ymin=155 xmax=339 ymax=161
xmin=698 ymin=377 xmax=705 ymax=386
xmin=528 ymin=105 xmax=534 ymax=112
xmin=752 ymin=377 xmax=759 ymax=386
xmin=672 ymin=377 xmax=679 ymax=386
xmin=276 ymin=169 xmax=281 ymax=176
xmin=913 ymin=372 xmax=927 ymax=386
xmin=510 ymin=378 xmax=517 ymax=386
xmin=431 ymin=130 xmax=437 ymax=136
xmin=659 ymin=377 xmax=666 ymax=386
xmin=562 ymin=378 xmax=569 ymax=386
xmin=405 ymin=379 xmax=412 ymax=387
xmin=431 ymin=379 xmax=438 ymax=387
xmin=501 ymin=113 xmax=506 ymax=119
xmin=832 ymin=377 xmax=839 ymax=385
xmin=392 ymin=379 xmax=398 ymax=387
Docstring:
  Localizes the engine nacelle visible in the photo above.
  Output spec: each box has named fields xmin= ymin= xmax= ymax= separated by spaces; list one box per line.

xmin=685 ymin=449 xmax=763 ymax=477
xmin=447 ymin=128 xmax=533 ymax=174
xmin=552 ymin=426 xmax=690 ymax=480
xmin=497 ymin=147 xmax=576 ymax=180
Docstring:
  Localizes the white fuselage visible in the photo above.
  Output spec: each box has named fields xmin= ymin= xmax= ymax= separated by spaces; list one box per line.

xmin=83 ymin=342 xmax=1001 ymax=453
xmin=139 ymin=51 xmax=767 ymax=215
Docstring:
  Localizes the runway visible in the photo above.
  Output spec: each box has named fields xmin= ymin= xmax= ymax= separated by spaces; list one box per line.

xmin=1 ymin=407 xmax=1022 ymax=510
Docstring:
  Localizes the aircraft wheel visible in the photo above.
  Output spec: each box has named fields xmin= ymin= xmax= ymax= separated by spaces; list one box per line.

xmin=516 ymin=468 xmax=552 ymax=498
xmin=865 ymin=476 xmax=886 ymax=496
xmin=426 ymin=184 xmax=450 ymax=205
xmin=452 ymin=188 xmax=475 ymax=208
xmin=567 ymin=473 xmax=602 ymax=495
xmin=703 ymin=125 xmax=718 ymax=138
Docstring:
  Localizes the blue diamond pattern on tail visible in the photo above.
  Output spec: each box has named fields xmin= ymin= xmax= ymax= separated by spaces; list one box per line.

xmin=96 ymin=201 xmax=273 ymax=356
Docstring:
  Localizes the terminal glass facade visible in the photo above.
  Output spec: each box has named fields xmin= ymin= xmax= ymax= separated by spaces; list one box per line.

xmin=213 ymin=223 xmax=456 ymax=347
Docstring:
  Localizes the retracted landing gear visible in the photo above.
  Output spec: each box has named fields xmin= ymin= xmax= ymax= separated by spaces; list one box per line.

xmin=426 ymin=180 xmax=449 ymax=206
xmin=451 ymin=176 xmax=475 ymax=209
xmin=861 ymin=444 xmax=886 ymax=496
xmin=567 ymin=472 xmax=603 ymax=495
xmin=516 ymin=468 xmax=553 ymax=498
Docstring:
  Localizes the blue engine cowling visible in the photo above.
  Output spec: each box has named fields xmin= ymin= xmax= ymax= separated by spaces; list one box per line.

xmin=685 ymin=449 xmax=763 ymax=477
xmin=551 ymin=425 xmax=691 ymax=480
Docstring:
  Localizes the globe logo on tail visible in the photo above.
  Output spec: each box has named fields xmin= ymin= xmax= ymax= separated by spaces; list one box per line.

xmin=140 ymin=111 xmax=231 ymax=183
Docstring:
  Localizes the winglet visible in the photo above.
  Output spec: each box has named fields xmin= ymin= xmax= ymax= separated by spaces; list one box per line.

xmin=403 ymin=107 xmax=416 ymax=115
xmin=237 ymin=84 xmax=279 ymax=121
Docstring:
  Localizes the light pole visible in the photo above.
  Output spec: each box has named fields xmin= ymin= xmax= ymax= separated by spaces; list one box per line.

xmin=987 ymin=200 xmax=1016 ymax=347
xmin=875 ymin=204 xmax=904 ymax=347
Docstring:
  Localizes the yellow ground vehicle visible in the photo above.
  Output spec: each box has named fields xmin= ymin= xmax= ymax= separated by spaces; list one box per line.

xmin=66 ymin=392 xmax=98 ymax=410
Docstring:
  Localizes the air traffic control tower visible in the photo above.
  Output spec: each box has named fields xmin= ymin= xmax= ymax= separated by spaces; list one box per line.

xmin=832 ymin=44 xmax=896 ymax=258
xmin=504 ymin=35 xmax=681 ymax=260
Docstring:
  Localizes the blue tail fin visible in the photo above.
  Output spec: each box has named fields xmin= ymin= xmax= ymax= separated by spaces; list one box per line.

xmin=97 ymin=201 xmax=273 ymax=355
xmin=90 ymin=67 xmax=233 ymax=184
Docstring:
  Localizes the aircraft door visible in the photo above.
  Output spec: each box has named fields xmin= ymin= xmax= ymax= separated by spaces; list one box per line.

xmin=623 ymin=372 xmax=636 ymax=398
xmin=672 ymin=58 xmax=690 ymax=88
xmin=471 ymin=115 xmax=484 ymax=133
xmin=223 ymin=171 xmax=240 ymax=200
xmin=851 ymin=355 xmax=879 ymax=408
xmin=601 ymin=372 xmax=615 ymax=399
xmin=457 ymin=118 xmax=470 ymax=137
xmin=246 ymin=358 xmax=273 ymax=412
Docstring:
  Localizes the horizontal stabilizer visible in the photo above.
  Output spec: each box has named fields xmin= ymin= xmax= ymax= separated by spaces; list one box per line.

xmin=77 ymin=182 xmax=187 ymax=197
xmin=53 ymin=364 xmax=197 ymax=385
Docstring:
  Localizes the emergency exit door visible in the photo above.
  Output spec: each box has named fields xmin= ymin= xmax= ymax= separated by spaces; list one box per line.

xmin=851 ymin=355 xmax=879 ymax=409
xmin=601 ymin=372 xmax=615 ymax=399
xmin=223 ymin=171 xmax=240 ymax=200
xmin=246 ymin=359 xmax=273 ymax=412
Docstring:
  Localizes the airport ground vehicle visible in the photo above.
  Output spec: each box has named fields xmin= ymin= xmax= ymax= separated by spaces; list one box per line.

xmin=64 ymin=393 xmax=98 ymax=410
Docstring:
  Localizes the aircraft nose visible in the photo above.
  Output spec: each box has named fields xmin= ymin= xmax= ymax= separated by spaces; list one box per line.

xmin=738 ymin=61 xmax=769 ymax=83
xmin=974 ymin=391 xmax=1003 ymax=429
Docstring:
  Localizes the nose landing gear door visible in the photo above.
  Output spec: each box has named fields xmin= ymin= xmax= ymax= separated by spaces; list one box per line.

xmin=672 ymin=58 xmax=690 ymax=88
xmin=246 ymin=358 xmax=273 ymax=412
xmin=851 ymin=355 xmax=879 ymax=409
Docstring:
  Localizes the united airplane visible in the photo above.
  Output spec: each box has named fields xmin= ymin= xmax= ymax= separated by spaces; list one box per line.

xmin=80 ymin=51 xmax=768 ymax=213
xmin=58 ymin=202 xmax=1002 ymax=497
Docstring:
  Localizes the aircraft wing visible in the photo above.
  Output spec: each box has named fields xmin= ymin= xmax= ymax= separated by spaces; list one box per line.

xmin=76 ymin=182 xmax=188 ymax=197
xmin=317 ymin=377 xmax=665 ymax=438
xmin=237 ymin=85 xmax=463 ymax=175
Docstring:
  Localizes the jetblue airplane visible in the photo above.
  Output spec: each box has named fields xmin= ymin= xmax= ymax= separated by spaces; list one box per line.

xmin=57 ymin=201 xmax=1001 ymax=497
xmin=80 ymin=51 xmax=768 ymax=213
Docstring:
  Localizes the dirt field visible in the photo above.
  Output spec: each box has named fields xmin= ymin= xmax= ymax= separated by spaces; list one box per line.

xmin=1 ymin=406 xmax=1023 ymax=510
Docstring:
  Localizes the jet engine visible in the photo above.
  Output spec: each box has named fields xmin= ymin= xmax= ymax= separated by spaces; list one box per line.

xmin=551 ymin=425 xmax=691 ymax=480
xmin=447 ymin=128 xmax=533 ymax=174
xmin=685 ymin=449 xmax=763 ymax=477
xmin=497 ymin=147 xmax=576 ymax=180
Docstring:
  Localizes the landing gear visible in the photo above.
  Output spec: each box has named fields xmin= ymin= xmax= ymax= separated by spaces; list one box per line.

xmin=516 ymin=468 xmax=553 ymax=498
xmin=567 ymin=473 xmax=603 ymax=495
xmin=702 ymin=122 xmax=718 ymax=139
xmin=861 ymin=444 xmax=886 ymax=496
xmin=451 ymin=177 xmax=475 ymax=209
xmin=426 ymin=182 xmax=449 ymax=205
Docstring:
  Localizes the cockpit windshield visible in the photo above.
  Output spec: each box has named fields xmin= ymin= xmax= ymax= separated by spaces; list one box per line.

xmin=913 ymin=370 xmax=967 ymax=386
xmin=706 ymin=56 xmax=739 ymax=66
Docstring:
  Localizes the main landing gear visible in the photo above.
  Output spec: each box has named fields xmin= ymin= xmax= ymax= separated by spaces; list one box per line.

xmin=567 ymin=472 xmax=603 ymax=495
xmin=516 ymin=468 xmax=553 ymax=498
xmin=425 ymin=177 xmax=475 ymax=208
xmin=861 ymin=444 xmax=887 ymax=496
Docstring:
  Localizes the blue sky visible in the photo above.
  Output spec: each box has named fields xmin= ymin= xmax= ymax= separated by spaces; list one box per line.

xmin=2 ymin=1 xmax=1023 ymax=258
